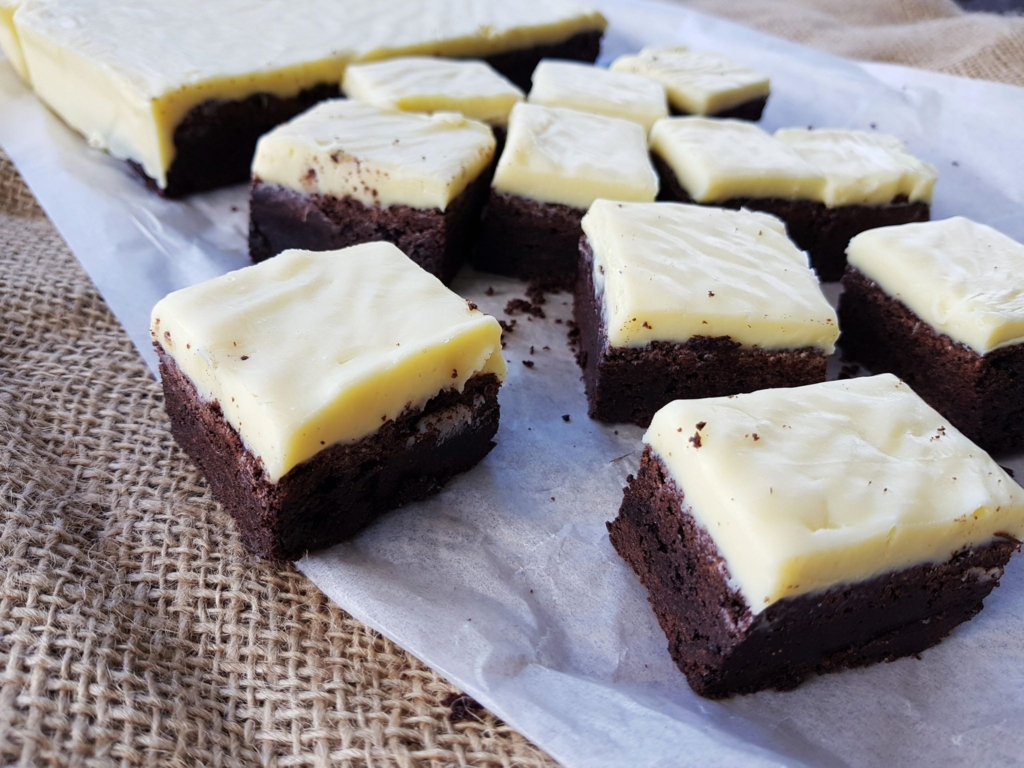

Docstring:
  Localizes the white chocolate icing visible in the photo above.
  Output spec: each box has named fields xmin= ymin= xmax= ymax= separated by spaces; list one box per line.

xmin=610 ymin=47 xmax=769 ymax=115
xmin=151 ymin=244 xmax=507 ymax=483
xmin=847 ymin=217 xmax=1024 ymax=355
xmin=251 ymin=100 xmax=495 ymax=211
xmin=582 ymin=201 xmax=838 ymax=352
xmin=0 ymin=1 xmax=27 ymax=82
xmin=646 ymin=375 xmax=1024 ymax=613
xmin=492 ymin=103 xmax=658 ymax=210
xmin=14 ymin=0 xmax=605 ymax=188
xmin=775 ymin=128 xmax=937 ymax=206
xmin=342 ymin=57 xmax=523 ymax=127
xmin=527 ymin=59 xmax=668 ymax=132
xmin=649 ymin=118 xmax=824 ymax=204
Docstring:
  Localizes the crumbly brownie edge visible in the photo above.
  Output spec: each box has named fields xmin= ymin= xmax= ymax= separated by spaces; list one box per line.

xmin=574 ymin=238 xmax=828 ymax=427
xmin=669 ymin=94 xmax=768 ymax=122
xmin=473 ymin=192 xmax=585 ymax=290
xmin=608 ymin=447 xmax=1020 ymax=698
xmin=839 ymin=266 xmax=1024 ymax=455
xmin=651 ymin=153 xmax=930 ymax=282
xmin=484 ymin=30 xmax=603 ymax=91
xmin=248 ymin=170 xmax=491 ymax=284
xmin=157 ymin=346 xmax=502 ymax=559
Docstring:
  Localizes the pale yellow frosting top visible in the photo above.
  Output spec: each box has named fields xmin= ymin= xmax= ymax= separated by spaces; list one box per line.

xmin=14 ymin=0 xmax=605 ymax=188
xmin=151 ymin=244 xmax=507 ymax=483
xmin=0 ymin=1 xmax=27 ymax=82
xmin=646 ymin=375 xmax=1024 ymax=613
xmin=582 ymin=201 xmax=838 ymax=351
xmin=342 ymin=57 xmax=523 ymax=127
xmin=527 ymin=59 xmax=668 ymax=132
xmin=611 ymin=46 xmax=769 ymax=115
xmin=492 ymin=103 xmax=659 ymax=210
xmin=847 ymin=217 xmax=1024 ymax=355
xmin=252 ymin=100 xmax=495 ymax=211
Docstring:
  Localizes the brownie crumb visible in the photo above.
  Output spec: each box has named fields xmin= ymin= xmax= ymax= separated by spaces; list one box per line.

xmin=870 ymin=122 xmax=877 ymax=129
xmin=522 ymin=360 xmax=535 ymax=368
xmin=505 ymin=298 xmax=546 ymax=318
xmin=230 ymin=205 xmax=239 ymax=213
xmin=1002 ymin=465 xmax=1016 ymax=479
xmin=485 ymin=287 xmax=495 ymax=296
xmin=555 ymin=318 xmax=564 ymax=324
xmin=752 ymin=433 xmax=760 ymax=441
xmin=240 ymin=355 xmax=249 ymax=361
xmin=443 ymin=693 xmax=488 ymax=724
xmin=952 ymin=161 xmax=960 ymax=167
xmin=708 ymin=291 xmax=715 ymax=298
xmin=530 ymin=346 xmax=535 ymax=355
xmin=689 ymin=432 xmax=703 ymax=448
xmin=543 ymin=346 xmax=551 ymax=351
xmin=696 ymin=421 xmax=706 ymax=430
xmin=466 ymin=300 xmax=479 ymax=311
xmin=451 ymin=369 xmax=458 ymax=379
xmin=562 ymin=414 xmax=571 ymax=422
xmin=642 ymin=321 xmax=652 ymax=329
xmin=525 ymin=283 xmax=549 ymax=305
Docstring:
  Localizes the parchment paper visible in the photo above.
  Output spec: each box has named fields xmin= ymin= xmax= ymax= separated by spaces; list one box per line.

xmin=3 ymin=2 xmax=1024 ymax=766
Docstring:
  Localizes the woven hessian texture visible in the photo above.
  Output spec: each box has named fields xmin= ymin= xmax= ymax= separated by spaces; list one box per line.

xmin=2 ymin=1 xmax=1022 ymax=764
xmin=678 ymin=0 xmax=1024 ymax=86
xmin=0 ymin=150 xmax=556 ymax=767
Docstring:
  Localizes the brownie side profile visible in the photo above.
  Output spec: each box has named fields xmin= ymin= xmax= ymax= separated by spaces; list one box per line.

xmin=130 ymin=83 xmax=341 ymax=198
xmin=484 ymin=30 xmax=602 ymax=90
xmin=158 ymin=348 xmax=501 ymax=560
xmin=574 ymin=240 xmax=827 ymax=426
xmin=473 ymin=191 xmax=585 ymax=289
xmin=669 ymin=94 xmax=768 ymax=122
xmin=248 ymin=172 xmax=490 ymax=283
xmin=652 ymin=153 xmax=930 ymax=281
xmin=839 ymin=267 xmax=1024 ymax=455
xmin=608 ymin=447 xmax=1020 ymax=698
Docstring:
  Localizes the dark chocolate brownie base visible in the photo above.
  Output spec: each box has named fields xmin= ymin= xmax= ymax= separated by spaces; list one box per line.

xmin=609 ymin=447 xmax=1020 ymax=698
xmin=652 ymin=153 xmax=930 ymax=281
xmin=472 ymin=192 xmax=585 ymax=290
xmin=484 ymin=30 xmax=603 ymax=91
xmin=670 ymin=94 xmax=768 ymax=122
xmin=838 ymin=267 xmax=1024 ymax=455
xmin=248 ymin=170 xmax=490 ymax=284
xmin=131 ymin=83 xmax=341 ymax=199
xmin=574 ymin=239 xmax=828 ymax=426
xmin=157 ymin=348 xmax=501 ymax=560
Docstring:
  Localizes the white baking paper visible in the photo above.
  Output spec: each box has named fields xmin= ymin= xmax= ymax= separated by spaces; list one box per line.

xmin=3 ymin=2 xmax=1024 ymax=766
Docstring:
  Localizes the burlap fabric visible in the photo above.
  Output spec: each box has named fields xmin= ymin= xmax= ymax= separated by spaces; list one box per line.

xmin=1 ymin=1 xmax=1021 ymax=765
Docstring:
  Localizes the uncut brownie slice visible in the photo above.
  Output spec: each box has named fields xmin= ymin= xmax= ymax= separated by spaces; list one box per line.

xmin=609 ymin=375 xmax=1024 ymax=699
xmin=527 ymin=59 xmax=668 ymax=132
xmin=151 ymin=242 xmax=507 ymax=559
xmin=651 ymin=118 xmax=937 ymax=280
xmin=474 ymin=103 xmax=658 ymax=289
xmin=575 ymin=200 xmax=837 ymax=426
xmin=611 ymin=46 xmax=770 ymax=121
xmin=839 ymin=217 xmax=1024 ymax=454
xmin=249 ymin=99 xmax=495 ymax=283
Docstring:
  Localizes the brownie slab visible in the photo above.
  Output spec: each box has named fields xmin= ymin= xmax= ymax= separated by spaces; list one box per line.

xmin=669 ymin=94 xmax=768 ymax=121
xmin=607 ymin=376 xmax=1024 ymax=697
xmin=249 ymin=99 xmax=495 ymax=282
xmin=610 ymin=447 xmax=1019 ymax=698
xmin=574 ymin=201 xmax=836 ymax=425
xmin=160 ymin=350 xmax=501 ymax=559
xmin=150 ymin=243 xmax=507 ymax=558
xmin=838 ymin=217 xmax=1024 ymax=454
xmin=654 ymin=153 xmax=930 ymax=281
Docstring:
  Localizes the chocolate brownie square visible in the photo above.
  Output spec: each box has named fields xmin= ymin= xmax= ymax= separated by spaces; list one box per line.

xmin=838 ymin=217 xmax=1024 ymax=454
xmin=249 ymin=99 xmax=495 ymax=284
xmin=650 ymin=118 xmax=936 ymax=280
xmin=608 ymin=376 xmax=1024 ymax=698
xmin=151 ymin=242 xmax=507 ymax=559
xmin=574 ymin=200 xmax=836 ymax=426
xmin=474 ymin=103 xmax=658 ymax=289
xmin=611 ymin=47 xmax=770 ymax=121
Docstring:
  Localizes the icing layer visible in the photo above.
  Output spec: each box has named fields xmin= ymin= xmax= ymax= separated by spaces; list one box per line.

xmin=252 ymin=99 xmax=495 ymax=211
xmin=583 ymin=201 xmax=838 ymax=351
xmin=847 ymin=217 xmax=1024 ymax=355
xmin=492 ymin=102 xmax=658 ymax=210
xmin=646 ymin=375 xmax=1024 ymax=613
xmin=151 ymin=244 xmax=507 ymax=483
xmin=342 ymin=57 xmax=523 ymax=127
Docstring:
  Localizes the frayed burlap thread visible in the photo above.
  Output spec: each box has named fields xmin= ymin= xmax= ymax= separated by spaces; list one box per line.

xmin=0 ymin=149 xmax=556 ymax=767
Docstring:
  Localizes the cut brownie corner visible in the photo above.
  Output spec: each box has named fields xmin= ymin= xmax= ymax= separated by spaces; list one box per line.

xmin=610 ymin=447 xmax=1020 ymax=698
